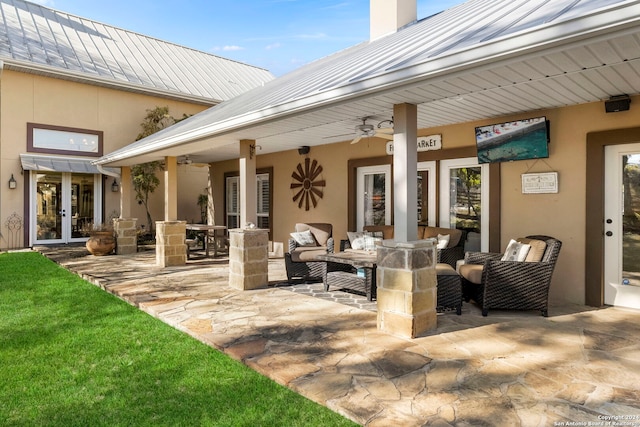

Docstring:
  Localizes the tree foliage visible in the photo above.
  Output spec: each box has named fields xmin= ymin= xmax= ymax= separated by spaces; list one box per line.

xmin=132 ymin=107 xmax=189 ymax=234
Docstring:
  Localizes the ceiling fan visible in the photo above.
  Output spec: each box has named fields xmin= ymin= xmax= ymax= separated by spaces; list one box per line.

xmin=350 ymin=117 xmax=394 ymax=144
xmin=177 ymin=155 xmax=193 ymax=165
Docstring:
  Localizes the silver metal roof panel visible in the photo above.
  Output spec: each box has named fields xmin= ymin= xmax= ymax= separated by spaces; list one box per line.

xmin=0 ymin=0 xmax=274 ymax=102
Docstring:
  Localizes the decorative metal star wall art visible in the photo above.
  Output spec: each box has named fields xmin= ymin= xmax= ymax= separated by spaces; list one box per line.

xmin=290 ymin=157 xmax=325 ymax=211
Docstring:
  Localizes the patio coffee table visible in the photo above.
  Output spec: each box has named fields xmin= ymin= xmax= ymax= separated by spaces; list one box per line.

xmin=316 ymin=251 xmax=377 ymax=301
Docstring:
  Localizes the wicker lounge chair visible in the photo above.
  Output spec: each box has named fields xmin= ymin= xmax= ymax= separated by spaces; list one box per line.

xmin=459 ymin=235 xmax=562 ymax=317
xmin=285 ymin=223 xmax=334 ymax=282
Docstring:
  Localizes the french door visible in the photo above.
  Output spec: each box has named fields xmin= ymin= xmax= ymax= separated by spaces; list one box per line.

xmin=417 ymin=161 xmax=436 ymax=227
xmin=604 ymin=143 xmax=640 ymax=309
xmin=439 ymin=158 xmax=489 ymax=252
xmin=356 ymin=165 xmax=392 ymax=231
xmin=31 ymin=171 xmax=101 ymax=245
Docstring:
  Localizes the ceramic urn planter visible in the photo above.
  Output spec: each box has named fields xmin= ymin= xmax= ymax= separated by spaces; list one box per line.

xmin=86 ymin=230 xmax=116 ymax=256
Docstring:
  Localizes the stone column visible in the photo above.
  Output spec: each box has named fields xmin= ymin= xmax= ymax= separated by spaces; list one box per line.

xmin=376 ymin=239 xmax=437 ymax=338
xmin=156 ymin=220 xmax=187 ymax=267
xmin=113 ymin=218 xmax=137 ymax=255
xmin=229 ymin=228 xmax=269 ymax=290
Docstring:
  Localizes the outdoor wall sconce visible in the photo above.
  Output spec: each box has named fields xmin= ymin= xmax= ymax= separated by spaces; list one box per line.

xmin=605 ymin=94 xmax=631 ymax=113
xmin=111 ymin=178 xmax=119 ymax=192
xmin=8 ymin=174 xmax=17 ymax=189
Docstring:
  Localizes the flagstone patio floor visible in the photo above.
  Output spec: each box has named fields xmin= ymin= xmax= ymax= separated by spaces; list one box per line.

xmin=36 ymin=245 xmax=640 ymax=427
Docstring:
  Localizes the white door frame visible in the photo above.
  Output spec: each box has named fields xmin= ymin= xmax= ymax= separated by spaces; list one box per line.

xmin=439 ymin=157 xmax=490 ymax=251
xmin=356 ymin=165 xmax=392 ymax=231
xmin=604 ymin=143 xmax=640 ymax=309
xmin=417 ymin=161 xmax=436 ymax=227
xmin=30 ymin=171 xmax=102 ymax=246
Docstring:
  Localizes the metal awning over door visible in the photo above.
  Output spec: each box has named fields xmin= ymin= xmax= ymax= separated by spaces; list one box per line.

xmin=20 ymin=154 xmax=118 ymax=175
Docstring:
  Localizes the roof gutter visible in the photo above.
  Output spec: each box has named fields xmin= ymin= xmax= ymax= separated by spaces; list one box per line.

xmin=97 ymin=164 xmax=120 ymax=178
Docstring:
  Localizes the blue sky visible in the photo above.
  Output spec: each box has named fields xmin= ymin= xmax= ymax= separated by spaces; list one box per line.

xmin=31 ymin=0 xmax=461 ymax=76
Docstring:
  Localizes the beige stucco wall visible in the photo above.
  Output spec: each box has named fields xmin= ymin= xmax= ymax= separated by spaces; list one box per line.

xmin=211 ymin=96 xmax=640 ymax=306
xmin=0 ymin=69 xmax=209 ymax=248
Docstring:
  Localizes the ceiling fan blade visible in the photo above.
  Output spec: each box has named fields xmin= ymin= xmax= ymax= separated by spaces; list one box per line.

xmin=350 ymin=135 xmax=363 ymax=144
xmin=375 ymin=132 xmax=394 ymax=141
xmin=377 ymin=127 xmax=393 ymax=134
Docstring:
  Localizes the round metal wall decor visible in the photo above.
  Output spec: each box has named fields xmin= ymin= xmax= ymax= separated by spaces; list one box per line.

xmin=290 ymin=157 xmax=325 ymax=210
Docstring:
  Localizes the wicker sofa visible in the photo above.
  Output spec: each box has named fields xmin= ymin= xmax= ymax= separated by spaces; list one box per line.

xmin=341 ymin=225 xmax=465 ymax=267
xmin=459 ymin=235 xmax=562 ymax=317
xmin=285 ymin=223 xmax=335 ymax=282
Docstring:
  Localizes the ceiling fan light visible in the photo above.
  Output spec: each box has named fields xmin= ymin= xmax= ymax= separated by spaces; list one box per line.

xmin=356 ymin=124 xmax=375 ymax=135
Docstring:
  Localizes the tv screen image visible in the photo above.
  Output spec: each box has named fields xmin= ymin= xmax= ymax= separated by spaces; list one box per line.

xmin=475 ymin=117 xmax=549 ymax=163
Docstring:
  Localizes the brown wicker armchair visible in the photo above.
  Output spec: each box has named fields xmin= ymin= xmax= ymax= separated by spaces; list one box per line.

xmin=459 ymin=235 xmax=562 ymax=317
xmin=285 ymin=223 xmax=334 ymax=283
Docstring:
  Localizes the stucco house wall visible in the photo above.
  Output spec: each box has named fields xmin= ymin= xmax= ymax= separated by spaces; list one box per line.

xmin=0 ymin=69 xmax=209 ymax=247
xmin=210 ymin=96 xmax=640 ymax=306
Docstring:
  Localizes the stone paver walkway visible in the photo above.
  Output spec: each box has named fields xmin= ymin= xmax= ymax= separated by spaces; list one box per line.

xmin=38 ymin=246 xmax=640 ymax=426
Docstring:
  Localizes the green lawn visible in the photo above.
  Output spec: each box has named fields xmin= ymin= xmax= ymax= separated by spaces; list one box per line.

xmin=0 ymin=252 xmax=356 ymax=427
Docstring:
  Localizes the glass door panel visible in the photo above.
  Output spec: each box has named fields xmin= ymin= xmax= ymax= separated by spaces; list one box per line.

xmin=71 ymin=173 xmax=96 ymax=239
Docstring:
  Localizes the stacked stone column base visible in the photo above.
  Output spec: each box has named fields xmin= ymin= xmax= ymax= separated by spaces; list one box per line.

xmin=113 ymin=218 xmax=137 ymax=255
xmin=156 ymin=221 xmax=187 ymax=267
xmin=376 ymin=240 xmax=437 ymax=338
xmin=229 ymin=228 xmax=269 ymax=290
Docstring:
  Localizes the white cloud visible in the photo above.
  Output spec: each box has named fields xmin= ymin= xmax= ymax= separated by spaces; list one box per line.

xmin=296 ymin=32 xmax=328 ymax=40
xmin=212 ymin=45 xmax=245 ymax=52
xmin=265 ymin=43 xmax=282 ymax=50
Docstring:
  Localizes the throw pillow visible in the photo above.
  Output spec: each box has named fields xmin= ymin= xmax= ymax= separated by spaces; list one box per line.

xmin=290 ymin=230 xmax=317 ymax=247
xmin=501 ymin=239 xmax=531 ymax=262
xmin=436 ymin=234 xmax=450 ymax=250
xmin=347 ymin=231 xmax=369 ymax=250
xmin=362 ymin=235 xmax=382 ymax=251
xmin=517 ymin=238 xmax=547 ymax=262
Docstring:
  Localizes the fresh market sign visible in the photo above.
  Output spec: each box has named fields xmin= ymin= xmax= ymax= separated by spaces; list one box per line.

xmin=386 ymin=134 xmax=442 ymax=155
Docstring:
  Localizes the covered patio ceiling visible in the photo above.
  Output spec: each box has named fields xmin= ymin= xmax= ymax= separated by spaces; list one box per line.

xmin=95 ymin=0 xmax=640 ymax=167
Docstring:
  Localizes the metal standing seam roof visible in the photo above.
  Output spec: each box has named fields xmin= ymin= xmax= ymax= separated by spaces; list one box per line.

xmin=94 ymin=0 xmax=640 ymax=165
xmin=0 ymin=0 xmax=275 ymax=104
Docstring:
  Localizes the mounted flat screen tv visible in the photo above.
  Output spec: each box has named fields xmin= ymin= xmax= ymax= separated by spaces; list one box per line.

xmin=475 ymin=116 xmax=550 ymax=164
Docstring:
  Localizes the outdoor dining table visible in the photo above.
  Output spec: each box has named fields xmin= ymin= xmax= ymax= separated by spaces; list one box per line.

xmin=186 ymin=224 xmax=227 ymax=257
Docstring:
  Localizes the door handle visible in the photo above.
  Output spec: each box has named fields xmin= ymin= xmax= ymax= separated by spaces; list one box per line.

xmin=606 ymin=231 xmax=613 ymax=237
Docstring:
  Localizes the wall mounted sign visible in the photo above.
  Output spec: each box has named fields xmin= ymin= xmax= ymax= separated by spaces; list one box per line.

xmin=290 ymin=158 xmax=325 ymax=210
xmin=521 ymin=172 xmax=558 ymax=194
xmin=386 ymin=134 xmax=442 ymax=155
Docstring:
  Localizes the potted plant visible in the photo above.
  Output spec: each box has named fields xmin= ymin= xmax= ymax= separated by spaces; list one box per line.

xmin=83 ymin=221 xmax=116 ymax=256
